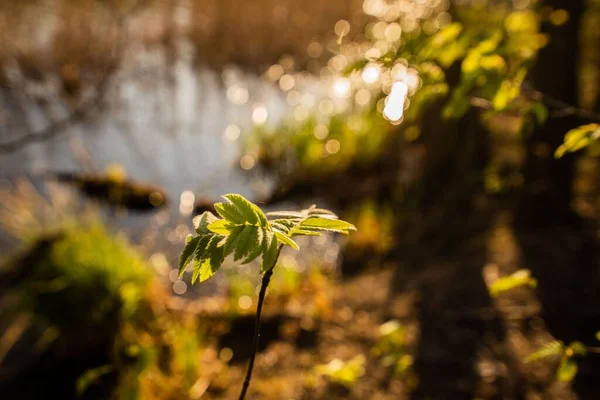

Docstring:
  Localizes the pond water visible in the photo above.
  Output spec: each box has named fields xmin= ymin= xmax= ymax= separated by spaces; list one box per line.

xmin=0 ymin=2 xmax=345 ymax=297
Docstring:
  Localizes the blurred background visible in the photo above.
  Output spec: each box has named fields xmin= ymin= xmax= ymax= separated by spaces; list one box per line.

xmin=1 ymin=0 xmax=600 ymax=398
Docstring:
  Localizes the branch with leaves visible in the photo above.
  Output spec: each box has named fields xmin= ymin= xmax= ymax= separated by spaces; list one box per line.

xmin=178 ymin=194 xmax=355 ymax=399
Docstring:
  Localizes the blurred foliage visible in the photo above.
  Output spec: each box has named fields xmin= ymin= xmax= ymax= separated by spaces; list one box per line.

xmin=555 ymin=123 xmax=600 ymax=158
xmin=20 ymin=223 xmax=150 ymax=327
xmin=1 ymin=221 xmax=204 ymax=399
xmin=244 ymin=113 xmax=392 ymax=179
xmin=525 ymin=340 xmax=588 ymax=382
xmin=488 ymin=269 xmax=538 ymax=297
xmin=243 ymin=2 xmax=563 ymax=182
xmin=372 ymin=320 xmax=415 ymax=383
xmin=313 ymin=354 xmax=366 ymax=388
xmin=345 ymin=201 xmax=394 ymax=255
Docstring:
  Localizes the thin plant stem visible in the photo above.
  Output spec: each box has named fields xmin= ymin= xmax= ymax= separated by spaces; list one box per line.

xmin=238 ymin=244 xmax=283 ymax=400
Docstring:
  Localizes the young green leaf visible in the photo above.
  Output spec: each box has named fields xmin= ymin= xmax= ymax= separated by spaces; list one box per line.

xmin=192 ymin=258 xmax=214 ymax=284
xmin=307 ymin=207 xmax=338 ymax=218
xmin=193 ymin=211 xmax=218 ymax=234
xmin=221 ymin=225 xmax=245 ymax=257
xmin=251 ymin=203 xmax=269 ymax=227
xmin=215 ymin=202 xmax=245 ymax=224
xmin=261 ymin=235 xmax=279 ymax=272
xmin=243 ymin=228 xmax=269 ymax=264
xmin=179 ymin=235 xmax=200 ymax=276
xmin=289 ymin=229 xmax=321 ymax=236
xmin=266 ymin=211 xmax=304 ymax=219
xmin=300 ymin=217 xmax=357 ymax=233
xmin=234 ymin=225 xmax=260 ymax=261
xmin=274 ymin=231 xmax=300 ymax=250
xmin=207 ymin=235 xmax=225 ymax=271
xmin=271 ymin=218 xmax=296 ymax=232
xmin=223 ymin=194 xmax=258 ymax=225
xmin=207 ymin=219 xmax=237 ymax=235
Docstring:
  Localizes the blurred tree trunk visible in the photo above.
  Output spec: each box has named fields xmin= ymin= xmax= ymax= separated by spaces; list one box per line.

xmin=513 ymin=3 xmax=600 ymax=397
xmin=515 ymin=0 xmax=584 ymax=228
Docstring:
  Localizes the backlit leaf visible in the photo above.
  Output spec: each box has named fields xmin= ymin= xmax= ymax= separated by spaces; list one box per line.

xmin=243 ymin=228 xmax=268 ymax=264
xmin=179 ymin=235 xmax=200 ymax=276
xmin=261 ymin=235 xmax=279 ymax=273
xmin=223 ymin=194 xmax=258 ymax=225
xmin=300 ymin=217 xmax=357 ymax=233
xmin=234 ymin=225 xmax=259 ymax=261
xmin=193 ymin=211 xmax=218 ymax=235
xmin=274 ymin=231 xmax=300 ymax=250
xmin=214 ymin=202 xmax=245 ymax=224
xmin=221 ymin=225 xmax=245 ymax=257
xmin=207 ymin=219 xmax=237 ymax=235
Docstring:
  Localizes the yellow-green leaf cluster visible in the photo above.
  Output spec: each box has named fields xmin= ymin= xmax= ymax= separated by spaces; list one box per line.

xmin=555 ymin=124 xmax=600 ymax=158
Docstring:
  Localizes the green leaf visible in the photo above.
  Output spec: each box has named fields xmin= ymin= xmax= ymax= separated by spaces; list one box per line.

xmin=525 ymin=341 xmax=564 ymax=363
xmin=307 ymin=207 xmax=338 ymax=218
xmin=300 ymin=217 xmax=357 ymax=233
xmin=193 ymin=235 xmax=211 ymax=261
xmin=193 ymin=211 xmax=218 ymax=234
xmin=207 ymin=235 xmax=225 ymax=272
xmin=243 ymin=228 xmax=268 ymax=264
xmin=290 ymin=228 xmax=322 ymax=236
xmin=233 ymin=225 xmax=259 ymax=261
xmin=189 ymin=234 xmax=220 ymax=283
xmin=251 ymin=203 xmax=269 ymax=227
xmin=274 ymin=231 xmax=299 ymax=250
xmin=223 ymin=194 xmax=258 ymax=225
xmin=214 ymin=202 xmax=245 ymax=224
xmin=207 ymin=219 xmax=237 ymax=235
xmin=192 ymin=258 xmax=212 ymax=284
xmin=179 ymin=235 xmax=200 ymax=276
xmin=221 ymin=225 xmax=245 ymax=257
xmin=266 ymin=211 xmax=304 ymax=219
xmin=261 ymin=234 xmax=279 ymax=272
xmin=271 ymin=218 xmax=296 ymax=235
xmin=557 ymin=358 xmax=578 ymax=382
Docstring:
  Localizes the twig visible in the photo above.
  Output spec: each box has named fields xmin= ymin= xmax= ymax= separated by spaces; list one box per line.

xmin=469 ymin=86 xmax=600 ymax=123
xmin=586 ymin=347 xmax=600 ymax=354
xmin=527 ymin=88 xmax=600 ymax=122
xmin=238 ymin=244 xmax=283 ymax=400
